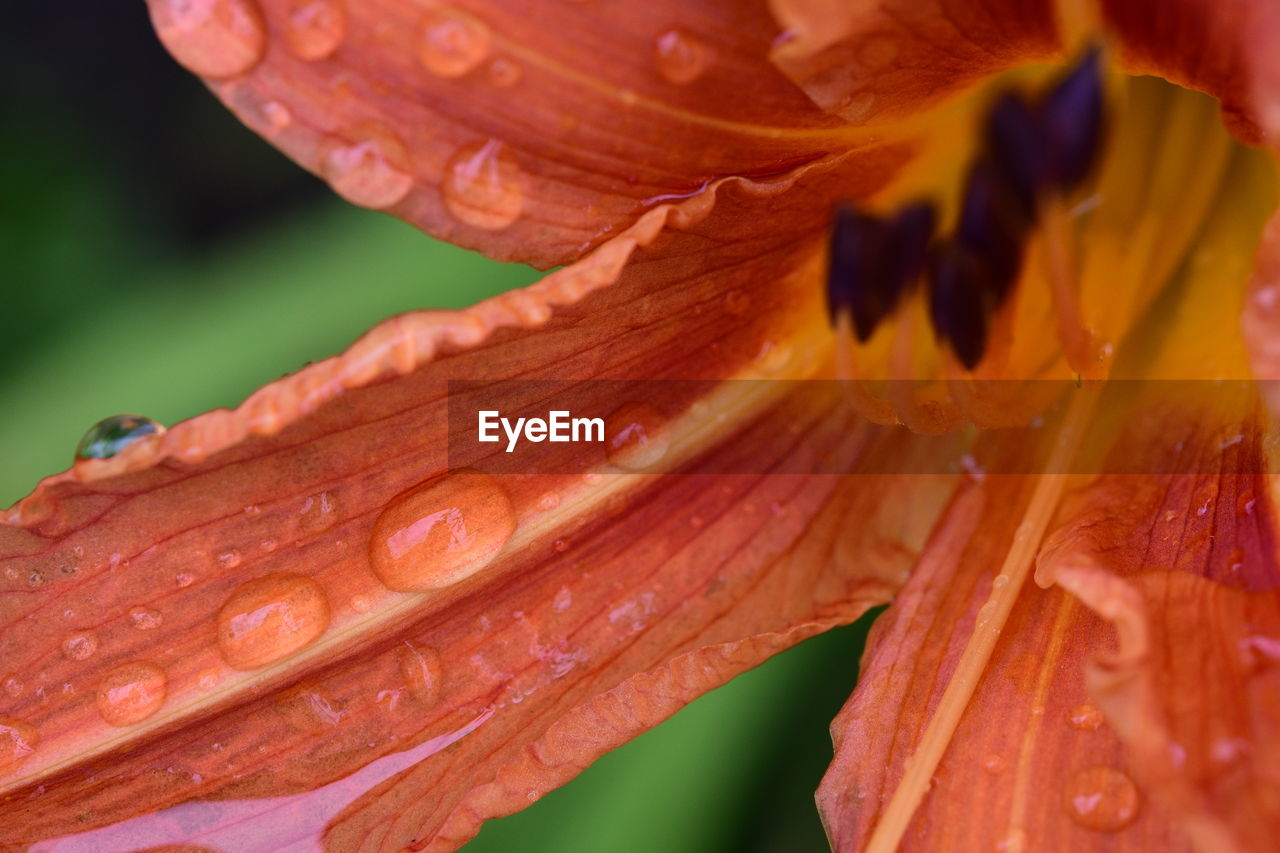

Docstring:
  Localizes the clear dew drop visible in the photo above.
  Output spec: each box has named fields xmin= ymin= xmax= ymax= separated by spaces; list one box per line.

xmin=418 ymin=10 xmax=492 ymax=78
xmin=75 ymin=414 xmax=164 ymax=460
xmin=1067 ymin=703 xmax=1104 ymax=731
xmin=216 ymin=573 xmax=331 ymax=670
xmin=397 ymin=641 xmax=443 ymax=704
xmin=982 ymin=753 xmax=1006 ymax=774
xmin=61 ymin=630 xmax=99 ymax=661
xmin=129 ymin=606 xmax=164 ymax=630
xmin=283 ymin=0 xmax=346 ymax=61
xmin=261 ymin=100 xmax=293 ymax=131
xmin=368 ymin=470 xmax=516 ymax=592
xmin=217 ymin=549 xmax=242 ymax=569
xmin=486 ymin=56 xmax=523 ymax=88
xmin=605 ymin=402 xmax=670 ymax=471
xmin=654 ymin=28 xmax=712 ymax=85
xmin=96 ymin=661 xmax=168 ymax=727
xmin=299 ymin=490 xmax=340 ymax=535
xmin=442 ymin=139 xmax=525 ymax=230
xmin=1062 ymin=765 xmax=1141 ymax=832
xmin=175 ymin=572 xmax=196 ymax=588
xmin=1 ymin=675 xmax=21 ymax=698
xmin=148 ymin=0 xmax=267 ymax=80
xmin=320 ymin=124 xmax=414 ymax=210
xmin=0 ymin=716 xmax=38 ymax=773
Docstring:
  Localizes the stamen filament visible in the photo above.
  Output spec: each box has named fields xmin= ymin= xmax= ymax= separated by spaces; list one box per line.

xmin=864 ymin=385 xmax=1098 ymax=853
xmin=1042 ymin=195 xmax=1107 ymax=378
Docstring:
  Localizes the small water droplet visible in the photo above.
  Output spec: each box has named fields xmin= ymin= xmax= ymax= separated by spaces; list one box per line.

xmin=277 ymin=686 xmax=343 ymax=730
xmin=198 ymin=668 xmax=220 ymax=689
xmin=2 ymin=675 xmax=22 ymax=698
xmin=537 ymin=491 xmax=560 ymax=511
xmin=1238 ymin=490 xmax=1257 ymax=517
xmin=321 ymin=124 xmax=414 ymax=210
xmin=216 ymin=573 xmax=331 ymax=669
xmin=487 ymin=56 xmax=523 ymax=88
xmin=370 ymin=470 xmax=516 ymax=591
xmin=1163 ymin=509 xmax=1178 ymax=522
xmin=218 ymin=549 xmax=242 ymax=569
xmin=1062 ymin=765 xmax=1140 ymax=832
xmin=552 ymin=586 xmax=572 ymax=612
xmin=995 ymin=827 xmax=1026 ymax=853
xmin=1067 ymin=703 xmax=1104 ymax=731
xmin=299 ymin=490 xmax=340 ymax=535
xmin=349 ymin=594 xmax=371 ymax=613
xmin=1226 ymin=546 xmax=1245 ymax=573
xmin=261 ymin=100 xmax=293 ymax=131
xmin=96 ymin=661 xmax=168 ymax=726
xmin=553 ymin=538 xmax=570 ymax=553
xmin=654 ymin=28 xmax=711 ymax=85
xmin=0 ymin=716 xmax=38 ymax=773
xmin=982 ymin=753 xmax=1006 ymax=774
xmin=149 ymin=0 xmax=267 ymax=79
xmin=75 ymin=415 xmax=164 ymax=460
xmin=283 ymin=0 xmax=346 ymax=61
xmin=605 ymin=402 xmax=670 ymax=471
xmin=128 ymin=606 xmax=163 ymax=630
xmin=442 ymin=139 xmax=525 ymax=230
xmin=397 ymin=641 xmax=443 ymax=704
xmin=175 ymin=572 xmax=196 ymax=588
xmin=62 ymin=631 xmax=99 ymax=661
xmin=992 ymin=573 xmax=1009 ymax=589
xmin=724 ymin=289 xmax=750 ymax=315
xmin=754 ymin=340 xmax=793 ymax=374
xmin=417 ymin=9 xmax=491 ymax=77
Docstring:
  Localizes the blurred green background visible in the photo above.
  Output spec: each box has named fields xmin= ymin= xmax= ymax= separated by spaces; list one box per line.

xmin=1 ymin=6 xmax=875 ymax=850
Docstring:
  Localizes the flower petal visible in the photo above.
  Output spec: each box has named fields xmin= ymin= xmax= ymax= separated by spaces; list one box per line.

xmin=144 ymin=0 xmax=866 ymax=268
xmin=0 ymin=158 xmax=955 ymax=848
xmin=767 ymin=0 xmax=1060 ymax=124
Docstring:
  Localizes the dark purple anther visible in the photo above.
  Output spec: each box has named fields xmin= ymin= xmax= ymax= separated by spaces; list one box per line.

xmin=828 ymin=201 xmax=938 ymax=342
xmin=984 ymin=92 xmax=1048 ymax=218
xmin=957 ymin=158 xmax=1029 ymax=305
xmin=1040 ymin=45 xmax=1104 ymax=191
xmin=927 ymin=240 xmax=991 ymax=370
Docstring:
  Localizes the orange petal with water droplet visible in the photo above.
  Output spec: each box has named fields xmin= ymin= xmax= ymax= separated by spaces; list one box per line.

xmin=142 ymin=0 xmax=862 ymax=268
xmin=0 ymin=165 xmax=961 ymax=848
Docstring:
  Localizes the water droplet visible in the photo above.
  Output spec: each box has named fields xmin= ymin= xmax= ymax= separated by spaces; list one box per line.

xmin=62 ymin=631 xmax=99 ymax=661
xmin=1163 ymin=509 xmax=1178 ymax=522
xmin=536 ymin=491 xmax=560 ymax=511
xmin=349 ymin=594 xmax=371 ymax=613
xmin=982 ymin=753 xmax=1006 ymax=774
xmin=369 ymin=470 xmax=516 ymax=591
xmin=149 ymin=0 xmax=267 ymax=79
xmin=553 ymin=538 xmax=570 ymax=553
xmin=128 ymin=606 xmax=163 ymax=630
xmin=724 ymin=288 xmax=750 ymax=315
xmin=175 ymin=572 xmax=196 ymax=588
xmin=216 ymin=573 xmax=331 ymax=669
xmin=261 ymin=100 xmax=293 ymax=131
xmin=96 ymin=661 xmax=168 ymax=726
xmin=442 ymin=139 xmax=524 ymax=230
xmin=1062 ymin=765 xmax=1140 ymax=832
xmin=487 ymin=56 xmax=523 ymax=88
xmin=2 ymin=675 xmax=21 ymax=697
xmin=299 ymin=490 xmax=340 ymax=535
xmin=417 ymin=10 xmax=491 ymax=78
xmin=995 ymin=827 xmax=1026 ymax=853
xmin=283 ymin=0 xmax=345 ymax=61
xmin=992 ymin=573 xmax=1009 ymax=589
xmin=654 ymin=28 xmax=711 ymax=85
xmin=321 ymin=124 xmax=414 ymax=210
xmin=397 ymin=641 xmax=443 ymax=703
xmin=217 ymin=549 xmax=242 ymax=569
xmin=198 ymin=668 xmax=220 ymax=689
xmin=277 ymin=686 xmax=343 ymax=731
xmin=754 ymin=340 xmax=793 ymax=374
xmin=75 ymin=415 xmax=164 ymax=460
xmin=1067 ymin=703 xmax=1104 ymax=731
xmin=552 ymin=586 xmax=572 ymax=612
xmin=1238 ymin=490 xmax=1257 ymax=517
xmin=224 ymin=83 xmax=293 ymax=136
xmin=0 ymin=716 xmax=37 ymax=773
xmin=605 ymin=402 xmax=670 ymax=470
xmin=1226 ymin=546 xmax=1245 ymax=573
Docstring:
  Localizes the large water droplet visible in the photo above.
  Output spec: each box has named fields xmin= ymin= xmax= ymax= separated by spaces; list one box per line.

xmin=148 ymin=0 xmax=267 ymax=79
xmin=1062 ymin=765 xmax=1140 ymax=832
xmin=443 ymin=139 xmax=524 ymax=230
xmin=605 ymin=402 xmax=670 ymax=470
xmin=654 ymin=29 xmax=711 ymax=85
xmin=76 ymin=415 xmax=164 ymax=460
xmin=96 ymin=661 xmax=168 ymax=726
xmin=321 ymin=124 xmax=414 ymax=210
xmin=396 ymin=641 xmax=443 ymax=703
xmin=62 ymin=630 xmax=99 ymax=661
xmin=417 ymin=10 xmax=492 ymax=78
xmin=369 ymin=470 xmax=515 ymax=592
xmin=283 ymin=0 xmax=346 ymax=61
xmin=216 ymin=573 xmax=331 ymax=669
xmin=0 ymin=716 xmax=37 ymax=773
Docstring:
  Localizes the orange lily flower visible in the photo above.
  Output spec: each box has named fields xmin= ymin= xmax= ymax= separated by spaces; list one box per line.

xmin=3 ymin=0 xmax=1280 ymax=851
